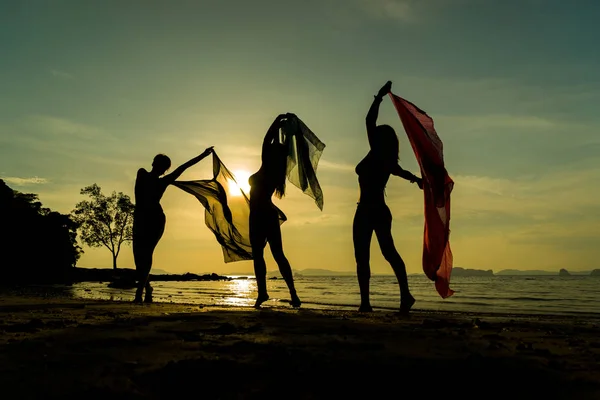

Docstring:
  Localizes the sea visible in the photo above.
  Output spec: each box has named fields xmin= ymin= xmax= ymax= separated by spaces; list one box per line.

xmin=68 ymin=274 xmax=600 ymax=316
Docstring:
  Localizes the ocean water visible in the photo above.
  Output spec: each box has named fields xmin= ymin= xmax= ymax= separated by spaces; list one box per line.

xmin=69 ymin=274 xmax=600 ymax=316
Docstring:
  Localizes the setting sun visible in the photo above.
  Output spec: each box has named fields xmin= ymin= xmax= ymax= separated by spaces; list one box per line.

xmin=227 ymin=170 xmax=251 ymax=197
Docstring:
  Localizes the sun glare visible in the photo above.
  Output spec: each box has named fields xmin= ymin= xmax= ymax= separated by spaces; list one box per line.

xmin=228 ymin=170 xmax=251 ymax=197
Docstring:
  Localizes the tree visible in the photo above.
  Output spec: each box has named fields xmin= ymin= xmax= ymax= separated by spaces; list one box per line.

xmin=72 ymin=184 xmax=135 ymax=270
xmin=0 ymin=179 xmax=82 ymax=284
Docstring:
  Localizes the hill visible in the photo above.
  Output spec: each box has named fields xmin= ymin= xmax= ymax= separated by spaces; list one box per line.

xmin=496 ymin=269 xmax=592 ymax=276
xmin=152 ymin=269 xmax=171 ymax=275
xmin=295 ymin=269 xmax=355 ymax=276
xmin=452 ymin=267 xmax=494 ymax=277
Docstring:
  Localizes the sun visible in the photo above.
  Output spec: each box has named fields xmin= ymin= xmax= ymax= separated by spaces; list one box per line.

xmin=227 ymin=170 xmax=251 ymax=197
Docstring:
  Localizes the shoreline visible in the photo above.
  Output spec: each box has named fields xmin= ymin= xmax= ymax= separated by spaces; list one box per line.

xmin=5 ymin=282 xmax=600 ymax=320
xmin=63 ymin=267 xmax=600 ymax=283
xmin=1 ymin=293 xmax=600 ymax=398
xmin=3 ymin=293 xmax=600 ymax=322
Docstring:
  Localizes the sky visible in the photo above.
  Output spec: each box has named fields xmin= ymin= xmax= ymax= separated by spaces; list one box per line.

xmin=1 ymin=0 xmax=599 ymax=275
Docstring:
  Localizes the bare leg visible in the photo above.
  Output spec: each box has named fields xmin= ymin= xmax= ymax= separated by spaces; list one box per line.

xmin=375 ymin=208 xmax=415 ymax=314
xmin=133 ymin=238 xmax=149 ymax=303
xmin=133 ymin=217 xmax=164 ymax=304
xmin=252 ymin=246 xmax=269 ymax=308
xmin=134 ymin=250 xmax=154 ymax=303
xmin=250 ymin=212 xmax=269 ymax=308
xmin=268 ymin=220 xmax=300 ymax=308
xmin=353 ymin=206 xmax=374 ymax=312
xmin=144 ymin=280 xmax=154 ymax=303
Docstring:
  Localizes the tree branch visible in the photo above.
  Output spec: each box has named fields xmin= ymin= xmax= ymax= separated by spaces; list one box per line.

xmin=92 ymin=231 xmax=112 ymax=253
xmin=115 ymin=212 xmax=129 ymax=258
xmin=101 ymin=206 xmax=116 ymax=256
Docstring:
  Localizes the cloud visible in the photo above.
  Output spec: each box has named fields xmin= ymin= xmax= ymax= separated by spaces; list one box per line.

xmin=453 ymin=167 xmax=600 ymax=215
xmin=422 ymin=166 xmax=600 ymax=270
xmin=26 ymin=115 xmax=103 ymax=139
xmin=2 ymin=176 xmax=48 ymax=185
xmin=359 ymin=0 xmax=414 ymax=21
xmin=318 ymin=160 xmax=355 ymax=172
xmin=437 ymin=114 xmax=557 ymax=133
xmin=449 ymin=167 xmax=600 ymax=254
xmin=384 ymin=74 xmax=600 ymax=117
xmin=50 ymin=69 xmax=74 ymax=79
xmin=353 ymin=0 xmax=476 ymax=23
xmin=215 ymin=144 xmax=261 ymax=158
xmin=1 ymin=116 xmax=125 ymax=175
xmin=452 ymin=174 xmax=524 ymax=197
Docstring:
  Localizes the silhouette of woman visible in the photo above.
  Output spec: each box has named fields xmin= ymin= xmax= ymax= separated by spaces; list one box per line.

xmin=249 ymin=113 xmax=301 ymax=308
xmin=354 ymin=81 xmax=423 ymax=313
xmin=133 ymin=147 xmax=213 ymax=303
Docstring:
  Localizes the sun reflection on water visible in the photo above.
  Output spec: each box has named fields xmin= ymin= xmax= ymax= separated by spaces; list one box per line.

xmin=218 ymin=278 xmax=256 ymax=306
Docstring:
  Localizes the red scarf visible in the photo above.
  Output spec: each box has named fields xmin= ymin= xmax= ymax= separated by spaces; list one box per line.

xmin=389 ymin=93 xmax=454 ymax=298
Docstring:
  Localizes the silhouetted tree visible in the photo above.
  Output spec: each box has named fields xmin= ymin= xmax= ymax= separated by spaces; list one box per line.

xmin=72 ymin=184 xmax=135 ymax=270
xmin=0 ymin=179 xmax=82 ymax=284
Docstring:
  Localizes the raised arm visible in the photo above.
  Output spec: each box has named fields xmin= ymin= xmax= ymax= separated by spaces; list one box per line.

xmin=391 ymin=163 xmax=423 ymax=189
xmin=262 ymin=114 xmax=287 ymax=163
xmin=366 ymin=81 xmax=392 ymax=147
xmin=162 ymin=146 xmax=213 ymax=184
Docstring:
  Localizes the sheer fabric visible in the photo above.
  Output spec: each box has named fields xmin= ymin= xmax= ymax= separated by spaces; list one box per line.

xmin=172 ymin=115 xmax=324 ymax=263
xmin=281 ymin=116 xmax=326 ymax=211
xmin=389 ymin=93 xmax=454 ymax=298
xmin=173 ymin=152 xmax=285 ymax=263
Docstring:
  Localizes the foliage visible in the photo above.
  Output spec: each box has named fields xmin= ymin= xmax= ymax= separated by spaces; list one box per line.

xmin=0 ymin=179 xmax=82 ymax=284
xmin=71 ymin=184 xmax=135 ymax=269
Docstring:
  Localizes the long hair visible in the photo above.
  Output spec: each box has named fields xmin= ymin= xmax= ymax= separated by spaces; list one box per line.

xmin=373 ymin=124 xmax=399 ymax=164
xmin=265 ymin=143 xmax=288 ymax=199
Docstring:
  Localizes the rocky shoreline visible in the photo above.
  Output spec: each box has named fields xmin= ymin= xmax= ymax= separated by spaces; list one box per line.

xmin=66 ymin=267 xmax=233 ymax=289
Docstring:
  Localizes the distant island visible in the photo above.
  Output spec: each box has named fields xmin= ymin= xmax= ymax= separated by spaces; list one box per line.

xmin=294 ymin=269 xmax=355 ymax=276
xmin=291 ymin=267 xmax=597 ymax=277
xmin=496 ymin=269 xmax=557 ymax=276
xmin=496 ymin=269 xmax=594 ymax=276
xmin=151 ymin=269 xmax=171 ymax=275
xmin=451 ymin=267 xmax=494 ymax=277
xmin=223 ymin=269 xmax=356 ymax=277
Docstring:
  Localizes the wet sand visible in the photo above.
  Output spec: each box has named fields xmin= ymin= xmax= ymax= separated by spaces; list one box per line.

xmin=1 ymin=293 xmax=599 ymax=399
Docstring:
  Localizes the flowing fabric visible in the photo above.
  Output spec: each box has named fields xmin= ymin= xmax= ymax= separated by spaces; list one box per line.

xmin=281 ymin=116 xmax=326 ymax=211
xmin=172 ymin=116 xmax=323 ymax=263
xmin=389 ymin=92 xmax=455 ymax=298
xmin=172 ymin=152 xmax=286 ymax=263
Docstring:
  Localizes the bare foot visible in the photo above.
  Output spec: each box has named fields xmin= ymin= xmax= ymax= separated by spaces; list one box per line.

xmin=290 ymin=295 xmax=301 ymax=308
xmin=400 ymin=295 xmax=415 ymax=314
xmin=133 ymin=288 xmax=143 ymax=304
xmin=144 ymin=286 xmax=154 ymax=303
xmin=254 ymin=293 xmax=269 ymax=308
xmin=358 ymin=303 xmax=373 ymax=312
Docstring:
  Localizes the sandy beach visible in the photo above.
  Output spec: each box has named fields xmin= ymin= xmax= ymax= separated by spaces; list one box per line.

xmin=1 ymin=291 xmax=599 ymax=399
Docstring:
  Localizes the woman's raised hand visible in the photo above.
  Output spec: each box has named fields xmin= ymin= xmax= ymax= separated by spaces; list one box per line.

xmin=377 ymin=81 xmax=392 ymax=98
xmin=200 ymin=146 xmax=214 ymax=157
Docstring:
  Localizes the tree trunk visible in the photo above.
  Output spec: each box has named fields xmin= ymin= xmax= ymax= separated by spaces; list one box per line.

xmin=112 ymin=253 xmax=118 ymax=270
